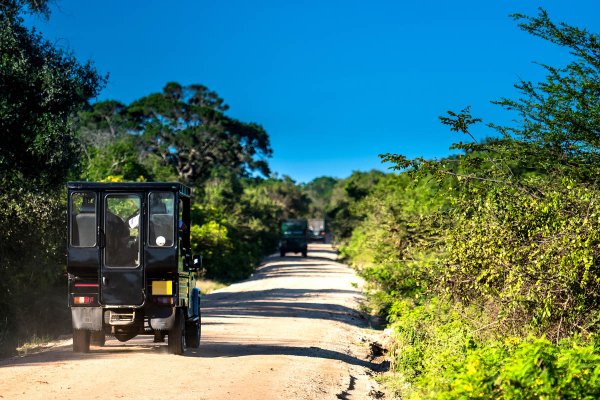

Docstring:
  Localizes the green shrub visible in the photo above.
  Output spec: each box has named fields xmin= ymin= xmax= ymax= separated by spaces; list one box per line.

xmin=443 ymin=179 xmax=600 ymax=338
xmin=383 ymin=296 xmax=487 ymax=399
xmin=435 ymin=337 xmax=600 ymax=399
xmin=0 ymin=189 xmax=68 ymax=355
xmin=383 ymin=296 xmax=600 ymax=400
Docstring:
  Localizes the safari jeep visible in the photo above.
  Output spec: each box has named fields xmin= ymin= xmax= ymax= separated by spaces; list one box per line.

xmin=66 ymin=182 xmax=201 ymax=355
xmin=279 ymin=219 xmax=308 ymax=257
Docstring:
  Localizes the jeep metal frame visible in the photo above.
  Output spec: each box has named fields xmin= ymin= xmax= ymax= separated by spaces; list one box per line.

xmin=66 ymin=181 xmax=200 ymax=354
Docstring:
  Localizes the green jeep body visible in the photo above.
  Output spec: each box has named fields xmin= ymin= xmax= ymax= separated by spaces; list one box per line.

xmin=279 ymin=219 xmax=308 ymax=257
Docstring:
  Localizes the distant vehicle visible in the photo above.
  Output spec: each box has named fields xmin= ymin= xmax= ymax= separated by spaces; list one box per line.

xmin=279 ymin=219 xmax=308 ymax=257
xmin=308 ymin=219 xmax=327 ymax=242
xmin=66 ymin=182 xmax=201 ymax=355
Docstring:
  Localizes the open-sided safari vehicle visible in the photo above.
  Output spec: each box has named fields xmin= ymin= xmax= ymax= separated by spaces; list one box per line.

xmin=67 ymin=182 xmax=201 ymax=355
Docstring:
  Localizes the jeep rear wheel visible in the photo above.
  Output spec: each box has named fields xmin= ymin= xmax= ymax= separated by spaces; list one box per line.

xmin=73 ymin=329 xmax=90 ymax=353
xmin=168 ymin=308 xmax=185 ymax=355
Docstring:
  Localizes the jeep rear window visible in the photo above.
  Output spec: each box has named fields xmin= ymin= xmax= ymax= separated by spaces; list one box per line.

xmin=70 ymin=192 xmax=96 ymax=247
xmin=149 ymin=192 xmax=175 ymax=247
xmin=282 ymin=222 xmax=306 ymax=236
xmin=105 ymin=194 xmax=141 ymax=268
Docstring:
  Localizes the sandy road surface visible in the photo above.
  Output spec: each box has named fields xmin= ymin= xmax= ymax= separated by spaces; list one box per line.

xmin=0 ymin=244 xmax=385 ymax=400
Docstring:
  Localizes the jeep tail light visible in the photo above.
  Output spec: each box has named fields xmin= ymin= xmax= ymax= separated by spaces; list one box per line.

xmin=73 ymin=296 xmax=94 ymax=305
xmin=153 ymin=296 xmax=174 ymax=305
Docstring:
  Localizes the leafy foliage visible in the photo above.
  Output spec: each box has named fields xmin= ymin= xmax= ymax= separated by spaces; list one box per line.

xmin=0 ymin=3 xmax=103 ymax=354
xmin=303 ymin=176 xmax=338 ymax=218
xmin=0 ymin=8 xmax=103 ymax=188
xmin=444 ymin=179 xmax=600 ymax=336
xmin=326 ymin=170 xmax=386 ymax=241
xmin=341 ymin=9 xmax=600 ymax=398
xmin=77 ymin=83 xmax=272 ymax=187
xmin=190 ymin=174 xmax=310 ymax=280
xmin=382 ymin=298 xmax=600 ymax=400
xmin=434 ymin=336 xmax=600 ymax=400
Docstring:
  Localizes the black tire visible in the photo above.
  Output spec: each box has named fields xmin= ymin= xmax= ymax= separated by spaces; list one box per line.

xmin=73 ymin=329 xmax=90 ymax=353
xmin=168 ymin=308 xmax=185 ymax=355
xmin=280 ymin=250 xmax=285 ymax=257
xmin=186 ymin=319 xmax=200 ymax=348
xmin=90 ymin=331 xmax=106 ymax=347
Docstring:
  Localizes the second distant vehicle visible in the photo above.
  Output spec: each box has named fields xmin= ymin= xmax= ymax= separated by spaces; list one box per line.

xmin=308 ymin=219 xmax=327 ymax=242
xmin=279 ymin=219 xmax=308 ymax=257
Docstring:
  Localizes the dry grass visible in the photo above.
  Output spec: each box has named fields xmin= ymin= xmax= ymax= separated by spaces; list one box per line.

xmin=16 ymin=334 xmax=54 ymax=356
xmin=197 ymin=279 xmax=227 ymax=294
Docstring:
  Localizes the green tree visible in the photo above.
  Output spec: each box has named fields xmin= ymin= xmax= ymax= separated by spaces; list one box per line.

xmin=259 ymin=176 xmax=310 ymax=219
xmin=127 ymin=82 xmax=272 ymax=185
xmin=303 ymin=176 xmax=338 ymax=218
xmin=0 ymin=0 xmax=103 ymax=354
xmin=0 ymin=3 xmax=104 ymax=188
xmin=492 ymin=9 xmax=600 ymax=183
xmin=77 ymin=100 xmax=177 ymax=182
xmin=327 ymin=170 xmax=385 ymax=241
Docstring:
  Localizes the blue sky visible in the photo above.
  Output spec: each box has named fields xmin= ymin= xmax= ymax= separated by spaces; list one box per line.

xmin=26 ymin=1 xmax=600 ymax=183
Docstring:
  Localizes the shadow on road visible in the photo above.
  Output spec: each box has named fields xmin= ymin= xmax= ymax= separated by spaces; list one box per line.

xmin=184 ymin=341 xmax=388 ymax=371
xmin=203 ymin=288 xmax=367 ymax=326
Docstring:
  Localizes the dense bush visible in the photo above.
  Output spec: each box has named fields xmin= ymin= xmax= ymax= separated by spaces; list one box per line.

xmin=188 ymin=174 xmax=307 ymax=281
xmin=0 ymin=1 xmax=103 ymax=355
xmin=444 ymin=178 xmax=600 ymax=338
xmin=435 ymin=336 xmax=600 ymax=399
xmin=382 ymin=297 xmax=600 ymax=399
xmin=0 ymin=190 xmax=71 ymax=354
xmin=339 ymin=9 xmax=600 ymax=398
xmin=339 ymin=173 xmax=447 ymax=315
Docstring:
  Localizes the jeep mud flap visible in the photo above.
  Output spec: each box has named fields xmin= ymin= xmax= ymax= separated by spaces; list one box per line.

xmin=71 ymin=307 xmax=103 ymax=331
xmin=147 ymin=305 xmax=176 ymax=330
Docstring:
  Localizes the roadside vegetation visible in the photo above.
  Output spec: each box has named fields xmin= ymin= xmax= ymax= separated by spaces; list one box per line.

xmin=0 ymin=0 xmax=104 ymax=356
xmin=333 ymin=10 xmax=600 ymax=398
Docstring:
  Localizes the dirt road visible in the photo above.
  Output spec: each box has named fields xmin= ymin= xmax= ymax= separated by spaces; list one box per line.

xmin=0 ymin=244 xmax=385 ymax=399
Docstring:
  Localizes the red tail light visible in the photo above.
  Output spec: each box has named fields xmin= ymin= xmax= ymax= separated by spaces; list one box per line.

xmin=73 ymin=296 xmax=94 ymax=305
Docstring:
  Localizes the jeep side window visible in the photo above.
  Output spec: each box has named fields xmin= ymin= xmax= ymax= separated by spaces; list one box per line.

xmin=105 ymin=195 xmax=140 ymax=268
xmin=149 ymin=192 xmax=175 ymax=247
xmin=70 ymin=192 xmax=96 ymax=247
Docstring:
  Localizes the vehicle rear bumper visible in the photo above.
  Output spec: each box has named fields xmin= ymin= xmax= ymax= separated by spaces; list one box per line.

xmin=70 ymin=305 xmax=177 ymax=331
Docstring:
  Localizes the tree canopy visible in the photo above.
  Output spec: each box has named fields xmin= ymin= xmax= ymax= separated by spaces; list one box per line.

xmin=0 ymin=4 xmax=103 ymax=189
xmin=79 ymin=83 xmax=272 ymax=185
